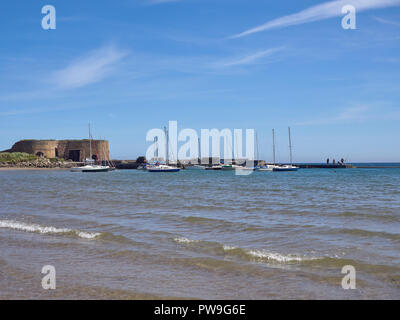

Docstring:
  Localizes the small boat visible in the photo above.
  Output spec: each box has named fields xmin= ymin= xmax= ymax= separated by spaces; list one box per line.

xmin=147 ymin=126 xmax=180 ymax=172
xmin=259 ymin=165 xmax=275 ymax=171
xmin=235 ymin=166 xmax=257 ymax=171
xmin=205 ymin=165 xmax=222 ymax=170
xmin=262 ymin=128 xmax=298 ymax=173
xmin=71 ymin=125 xmax=110 ymax=173
xmin=272 ymin=128 xmax=298 ymax=172
xmin=223 ymin=163 xmax=244 ymax=170
xmin=71 ymin=164 xmax=110 ymax=172
xmin=221 ymin=164 xmax=242 ymax=170
xmin=147 ymin=164 xmax=180 ymax=172
xmin=272 ymin=165 xmax=298 ymax=172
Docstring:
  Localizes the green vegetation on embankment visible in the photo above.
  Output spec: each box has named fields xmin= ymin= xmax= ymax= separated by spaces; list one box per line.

xmin=0 ymin=152 xmax=38 ymax=163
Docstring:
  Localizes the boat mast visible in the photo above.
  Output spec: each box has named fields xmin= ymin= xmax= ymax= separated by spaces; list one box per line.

xmin=235 ymin=133 xmax=239 ymax=164
xmin=288 ymin=126 xmax=293 ymax=165
xmin=154 ymin=136 xmax=159 ymax=159
xmin=231 ymin=138 xmax=234 ymax=164
xmin=256 ymin=131 xmax=259 ymax=164
xmin=89 ymin=123 xmax=92 ymax=161
xmin=198 ymin=137 xmax=201 ymax=164
xmin=272 ymin=129 xmax=276 ymax=165
xmin=164 ymin=126 xmax=169 ymax=165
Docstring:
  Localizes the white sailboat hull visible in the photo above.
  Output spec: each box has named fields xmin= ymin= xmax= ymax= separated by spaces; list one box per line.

xmin=71 ymin=165 xmax=110 ymax=172
xmin=259 ymin=167 xmax=273 ymax=171
xmin=235 ymin=167 xmax=256 ymax=171
xmin=147 ymin=165 xmax=180 ymax=172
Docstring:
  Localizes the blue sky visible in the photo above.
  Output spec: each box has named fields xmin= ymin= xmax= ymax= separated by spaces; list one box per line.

xmin=0 ymin=0 xmax=399 ymax=162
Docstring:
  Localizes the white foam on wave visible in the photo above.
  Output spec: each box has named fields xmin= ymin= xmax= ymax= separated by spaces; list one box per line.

xmin=173 ymin=236 xmax=318 ymax=264
xmin=0 ymin=220 xmax=101 ymax=240
xmin=223 ymin=245 xmax=237 ymax=251
xmin=173 ymin=237 xmax=199 ymax=244
xmin=76 ymin=231 xmax=100 ymax=239
xmin=247 ymin=249 xmax=315 ymax=263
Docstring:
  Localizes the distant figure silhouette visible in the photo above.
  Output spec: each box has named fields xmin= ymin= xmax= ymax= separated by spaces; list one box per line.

xmin=327 ymin=158 xmax=330 ymax=165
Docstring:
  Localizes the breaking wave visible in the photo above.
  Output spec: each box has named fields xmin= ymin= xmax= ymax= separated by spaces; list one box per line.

xmin=173 ymin=236 xmax=318 ymax=263
xmin=0 ymin=219 xmax=101 ymax=240
xmin=246 ymin=249 xmax=314 ymax=263
xmin=173 ymin=237 xmax=199 ymax=244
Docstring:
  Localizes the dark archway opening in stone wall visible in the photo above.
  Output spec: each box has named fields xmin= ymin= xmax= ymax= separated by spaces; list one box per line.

xmin=55 ymin=148 xmax=59 ymax=158
xmin=68 ymin=150 xmax=80 ymax=162
xmin=36 ymin=152 xmax=44 ymax=158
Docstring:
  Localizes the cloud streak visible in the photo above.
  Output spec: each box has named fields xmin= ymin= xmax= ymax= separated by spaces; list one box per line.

xmin=213 ymin=47 xmax=285 ymax=67
xmin=52 ymin=45 xmax=127 ymax=89
xmin=373 ymin=15 xmax=400 ymax=26
xmin=231 ymin=0 xmax=400 ymax=38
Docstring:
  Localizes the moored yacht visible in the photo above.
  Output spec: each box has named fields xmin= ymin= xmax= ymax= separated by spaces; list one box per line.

xmin=71 ymin=163 xmax=110 ymax=173
xmin=258 ymin=164 xmax=275 ymax=171
xmin=274 ymin=127 xmax=298 ymax=171
xmin=147 ymin=126 xmax=180 ymax=173
xmin=71 ymin=125 xmax=110 ymax=173
xmin=235 ymin=166 xmax=257 ymax=171
xmin=221 ymin=164 xmax=241 ymax=170
xmin=147 ymin=164 xmax=180 ymax=172
xmin=205 ymin=165 xmax=222 ymax=170
xmin=272 ymin=164 xmax=298 ymax=172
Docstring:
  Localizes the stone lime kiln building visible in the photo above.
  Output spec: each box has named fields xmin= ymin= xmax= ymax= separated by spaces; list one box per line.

xmin=4 ymin=139 xmax=110 ymax=162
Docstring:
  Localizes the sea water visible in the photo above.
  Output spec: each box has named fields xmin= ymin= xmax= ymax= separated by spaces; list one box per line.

xmin=0 ymin=167 xmax=399 ymax=299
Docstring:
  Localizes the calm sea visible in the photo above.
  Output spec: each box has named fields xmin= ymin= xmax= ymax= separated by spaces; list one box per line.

xmin=0 ymin=167 xmax=399 ymax=299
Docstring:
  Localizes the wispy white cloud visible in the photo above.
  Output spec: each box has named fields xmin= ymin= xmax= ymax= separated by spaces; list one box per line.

xmin=52 ymin=45 xmax=127 ymax=89
xmin=231 ymin=0 xmax=400 ymax=38
xmin=373 ymin=15 xmax=400 ymax=26
xmin=213 ymin=47 xmax=285 ymax=68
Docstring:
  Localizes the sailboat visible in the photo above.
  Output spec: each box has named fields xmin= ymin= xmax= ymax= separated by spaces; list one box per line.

xmin=188 ymin=138 xmax=206 ymax=169
xmin=147 ymin=126 xmax=180 ymax=172
xmin=235 ymin=131 xmax=259 ymax=171
xmin=272 ymin=127 xmax=298 ymax=172
xmin=205 ymin=165 xmax=223 ymax=170
xmin=148 ymin=164 xmax=180 ymax=172
xmin=71 ymin=125 xmax=110 ymax=173
xmin=259 ymin=129 xmax=277 ymax=171
xmin=221 ymin=137 xmax=241 ymax=170
xmin=101 ymin=135 xmax=116 ymax=170
xmin=221 ymin=164 xmax=241 ymax=170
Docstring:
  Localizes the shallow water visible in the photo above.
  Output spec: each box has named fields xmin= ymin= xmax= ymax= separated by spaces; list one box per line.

xmin=0 ymin=168 xmax=399 ymax=299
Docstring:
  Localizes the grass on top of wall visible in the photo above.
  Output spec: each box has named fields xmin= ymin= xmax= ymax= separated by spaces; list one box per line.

xmin=0 ymin=152 xmax=38 ymax=163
